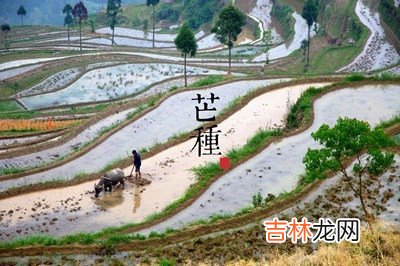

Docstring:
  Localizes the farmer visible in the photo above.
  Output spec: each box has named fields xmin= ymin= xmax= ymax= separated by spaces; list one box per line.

xmin=131 ymin=150 xmax=142 ymax=180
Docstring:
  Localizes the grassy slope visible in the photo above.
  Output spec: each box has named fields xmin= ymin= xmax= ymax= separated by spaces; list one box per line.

xmin=0 ymin=100 xmax=22 ymax=112
xmin=380 ymin=0 xmax=400 ymax=41
xmin=266 ymin=0 xmax=369 ymax=74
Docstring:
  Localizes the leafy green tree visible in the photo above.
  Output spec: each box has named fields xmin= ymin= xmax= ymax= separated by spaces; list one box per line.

xmin=1 ymin=24 xmax=11 ymax=50
xmin=17 ymin=5 xmax=27 ymax=26
xmin=106 ymin=0 xmax=122 ymax=46
xmin=212 ymin=5 xmax=245 ymax=74
xmin=301 ymin=0 xmax=318 ymax=67
xmin=72 ymin=1 xmax=88 ymax=52
xmin=303 ymin=117 xmax=395 ymax=229
xmin=174 ymin=23 xmax=197 ymax=87
xmin=183 ymin=0 xmax=222 ymax=30
xmin=63 ymin=4 xmax=74 ymax=43
xmin=146 ymin=0 xmax=160 ymax=48
xmin=262 ymin=29 xmax=274 ymax=65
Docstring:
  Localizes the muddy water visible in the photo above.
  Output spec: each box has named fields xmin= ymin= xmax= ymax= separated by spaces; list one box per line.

xmin=140 ymin=84 xmax=400 ymax=235
xmin=0 ymin=64 xmax=44 ymax=81
xmin=0 ymin=133 xmax=56 ymax=147
xmin=16 ymin=62 xmax=121 ymax=98
xmin=0 ymin=81 xmax=324 ymax=240
xmin=0 ymin=79 xmax=287 ymax=194
xmin=0 ymin=57 xmax=72 ymax=72
xmin=0 ymin=78 xmax=201 ymax=170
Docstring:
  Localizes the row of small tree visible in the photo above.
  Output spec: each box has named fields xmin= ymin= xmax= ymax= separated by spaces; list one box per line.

xmin=175 ymin=5 xmax=245 ymax=86
xmin=61 ymin=0 xmax=157 ymax=50
xmin=1 ymin=5 xmax=27 ymax=50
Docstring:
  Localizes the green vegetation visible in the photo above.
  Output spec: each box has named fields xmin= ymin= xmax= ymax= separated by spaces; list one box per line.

xmin=226 ymin=129 xmax=281 ymax=164
xmin=174 ymin=23 xmax=197 ymax=87
xmin=285 ymin=75 xmax=399 ymax=129
xmin=286 ymin=86 xmax=321 ymax=129
xmin=262 ymin=29 xmax=274 ymax=64
xmin=252 ymin=192 xmax=263 ymax=207
xmin=0 ymin=100 xmax=23 ymax=112
xmin=183 ymin=0 xmax=222 ymax=29
xmin=278 ymin=22 xmax=368 ymax=75
xmin=189 ymin=75 xmax=226 ymax=88
xmin=159 ymin=258 xmax=175 ymax=266
xmin=17 ymin=5 xmax=27 ymax=26
xmin=72 ymin=1 xmax=88 ymax=52
xmin=62 ymin=4 xmax=74 ymax=42
xmin=271 ymin=1 xmax=295 ymax=40
xmin=212 ymin=5 xmax=246 ymax=74
xmin=267 ymin=0 xmax=367 ymax=75
xmin=380 ymin=0 xmax=400 ymax=40
xmin=157 ymin=5 xmax=179 ymax=23
xmin=343 ymin=73 xmax=367 ymax=82
xmin=1 ymin=23 xmax=11 ymax=50
xmin=301 ymin=0 xmax=318 ymax=67
xmin=106 ymin=0 xmax=122 ymax=46
xmin=318 ymin=0 xmax=363 ymax=41
xmin=376 ymin=115 xmax=400 ymax=130
xmin=304 ymin=117 xmax=395 ymax=227
xmin=0 ymin=167 xmax=26 ymax=176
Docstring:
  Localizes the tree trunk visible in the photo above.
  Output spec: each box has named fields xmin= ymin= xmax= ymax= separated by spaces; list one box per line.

xmin=184 ymin=53 xmax=187 ymax=87
xmin=358 ymin=174 xmax=373 ymax=231
xmin=67 ymin=25 xmax=70 ymax=44
xmin=228 ymin=35 xmax=232 ymax=75
xmin=4 ymin=32 xmax=8 ymax=51
xmin=152 ymin=5 xmax=155 ymax=48
xmin=112 ymin=27 xmax=115 ymax=46
xmin=22 ymin=15 xmax=24 ymax=26
xmin=307 ymin=25 xmax=310 ymax=66
xmin=79 ymin=21 xmax=82 ymax=52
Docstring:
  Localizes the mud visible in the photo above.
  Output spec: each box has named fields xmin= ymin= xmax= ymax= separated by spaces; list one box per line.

xmin=140 ymin=84 xmax=400 ymax=235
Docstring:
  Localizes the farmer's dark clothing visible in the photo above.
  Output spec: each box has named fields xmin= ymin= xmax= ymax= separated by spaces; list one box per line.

xmin=133 ymin=153 xmax=141 ymax=172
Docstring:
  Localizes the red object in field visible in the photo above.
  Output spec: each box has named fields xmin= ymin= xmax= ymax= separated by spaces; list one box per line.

xmin=219 ymin=157 xmax=231 ymax=170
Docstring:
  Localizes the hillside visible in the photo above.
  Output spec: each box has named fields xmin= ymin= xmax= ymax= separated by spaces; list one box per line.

xmin=0 ymin=0 xmax=144 ymax=26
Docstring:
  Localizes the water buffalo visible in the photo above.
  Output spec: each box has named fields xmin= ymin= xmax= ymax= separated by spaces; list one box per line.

xmin=94 ymin=168 xmax=125 ymax=198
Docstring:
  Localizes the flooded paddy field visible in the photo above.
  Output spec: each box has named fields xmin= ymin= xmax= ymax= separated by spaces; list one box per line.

xmin=0 ymin=0 xmax=399 ymax=262
xmin=0 ymin=79 xmax=286 ymax=193
xmin=19 ymin=63 xmax=243 ymax=110
xmin=140 ymin=84 xmax=400 ymax=235
xmin=0 ymin=81 xmax=327 ymax=240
